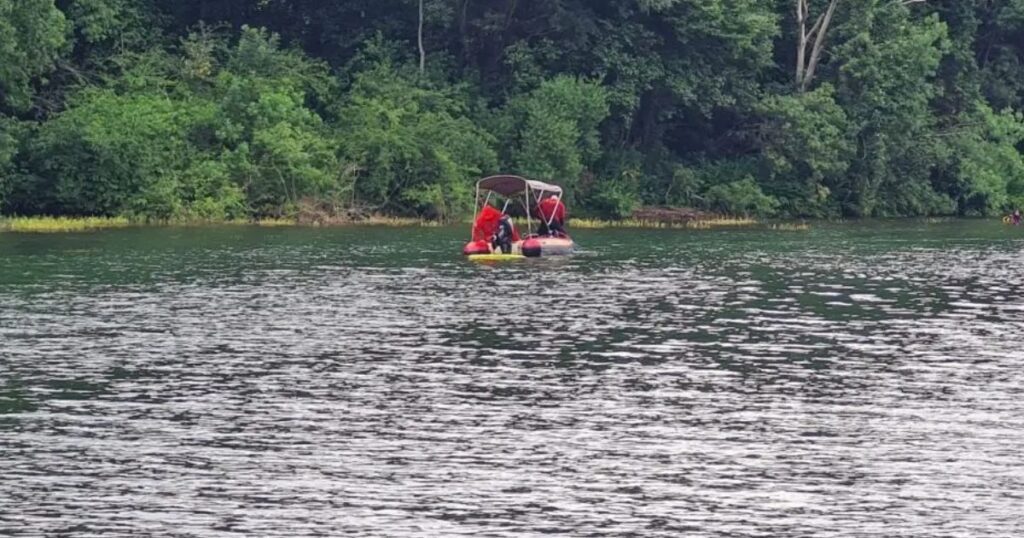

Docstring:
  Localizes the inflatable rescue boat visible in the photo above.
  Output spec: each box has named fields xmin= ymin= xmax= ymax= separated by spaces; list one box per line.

xmin=462 ymin=175 xmax=576 ymax=259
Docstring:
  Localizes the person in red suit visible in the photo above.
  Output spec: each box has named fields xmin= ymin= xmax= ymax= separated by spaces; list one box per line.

xmin=472 ymin=204 xmax=502 ymax=243
xmin=471 ymin=204 xmax=520 ymax=253
xmin=533 ymin=197 xmax=566 ymax=236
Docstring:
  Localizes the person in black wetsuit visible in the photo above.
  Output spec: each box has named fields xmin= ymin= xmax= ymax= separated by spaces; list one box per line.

xmin=1013 ymin=209 xmax=1021 ymax=226
xmin=491 ymin=214 xmax=514 ymax=253
xmin=537 ymin=218 xmax=565 ymax=237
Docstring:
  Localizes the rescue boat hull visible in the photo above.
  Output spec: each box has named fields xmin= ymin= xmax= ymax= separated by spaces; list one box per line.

xmin=462 ymin=236 xmax=576 ymax=258
xmin=520 ymin=236 xmax=574 ymax=257
xmin=467 ymin=253 xmax=526 ymax=262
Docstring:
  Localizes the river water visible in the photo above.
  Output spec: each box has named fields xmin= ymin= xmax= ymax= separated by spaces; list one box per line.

xmin=2 ymin=221 xmax=1023 ymax=537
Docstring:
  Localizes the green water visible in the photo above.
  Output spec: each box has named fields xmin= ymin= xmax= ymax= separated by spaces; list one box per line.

xmin=2 ymin=220 xmax=1023 ymax=536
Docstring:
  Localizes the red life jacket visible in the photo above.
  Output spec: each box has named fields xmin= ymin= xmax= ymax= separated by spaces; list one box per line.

xmin=472 ymin=205 xmax=502 ymax=242
xmin=535 ymin=197 xmax=566 ymax=224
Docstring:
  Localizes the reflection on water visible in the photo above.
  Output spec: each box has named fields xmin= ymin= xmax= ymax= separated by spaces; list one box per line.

xmin=2 ymin=222 xmax=1024 ymax=536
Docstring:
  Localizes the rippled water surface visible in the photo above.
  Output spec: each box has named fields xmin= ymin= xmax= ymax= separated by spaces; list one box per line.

xmin=2 ymin=221 xmax=1024 ymax=537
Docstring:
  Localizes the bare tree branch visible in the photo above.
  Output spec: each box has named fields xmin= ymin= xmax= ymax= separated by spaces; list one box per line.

xmin=803 ymin=0 xmax=838 ymax=91
xmin=807 ymin=10 xmax=827 ymax=39
xmin=418 ymin=0 xmax=426 ymax=74
xmin=796 ymin=0 xmax=839 ymax=92
xmin=796 ymin=0 xmax=807 ymax=86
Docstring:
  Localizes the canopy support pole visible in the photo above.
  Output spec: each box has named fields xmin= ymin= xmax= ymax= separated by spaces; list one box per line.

xmin=524 ymin=190 xmax=533 ymax=236
xmin=545 ymin=194 xmax=562 ymax=233
xmin=471 ymin=183 xmax=480 ymax=240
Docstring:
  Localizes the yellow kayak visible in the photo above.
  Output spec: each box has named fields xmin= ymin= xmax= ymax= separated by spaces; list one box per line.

xmin=467 ymin=253 xmax=526 ymax=262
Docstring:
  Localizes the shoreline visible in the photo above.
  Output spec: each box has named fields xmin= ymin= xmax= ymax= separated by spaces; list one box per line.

xmin=0 ymin=214 xmax=804 ymax=233
xmin=5 ymin=214 xmax=1014 ymax=234
xmin=15 ymin=213 xmax=1016 ymax=233
xmin=0 ymin=215 xmax=439 ymax=233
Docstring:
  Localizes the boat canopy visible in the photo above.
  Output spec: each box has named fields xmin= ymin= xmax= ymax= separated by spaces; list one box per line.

xmin=477 ymin=175 xmax=562 ymax=199
xmin=471 ymin=174 xmax=565 ymax=240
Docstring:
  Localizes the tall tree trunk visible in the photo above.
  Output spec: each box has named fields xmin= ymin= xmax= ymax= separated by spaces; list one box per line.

xmin=460 ymin=0 xmax=471 ymax=63
xmin=796 ymin=0 xmax=927 ymax=91
xmin=418 ymin=0 xmax=426 ymax=74
xmin=504 ymin=0 xmax=519 ymax=31
xmin=795 ymin=0 xmax=839 ymax=92
xmin=802 ymin=0 xmax=838 ymax=91
xmin=796 ymin=0 xmax=807 ymax=86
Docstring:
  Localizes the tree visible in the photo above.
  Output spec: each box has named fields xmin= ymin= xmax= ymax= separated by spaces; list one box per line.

xmin=3 ymin=0 xmax=1024 ymax=221
xmin=834 ymin=0 xmax=949 ymax=215
xmin=19 ymin=87 xmax=202 ymax=217
xmin=508 ymin=76 xmax=609 ymax=199
xmin=939 ymin=104 xmax=1024 ymax=215
xmin=0 ymin=0 xmax=68 ymax=111
xmin=755 ymin=84 xmax=852 ymax=216
xmin=337 ymin=63 xmax=497 ymax=219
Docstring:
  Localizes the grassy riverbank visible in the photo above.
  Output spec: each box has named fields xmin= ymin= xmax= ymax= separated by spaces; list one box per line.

xmin=0 ymin=215 xmax=450 ymax=233
xmin=0 ymin=216 xmax=296 ymax=233
xmin=0 ymin=216 xmax=134 ymax=233
xmin=568 ymin=217 xmax=758 ymax=229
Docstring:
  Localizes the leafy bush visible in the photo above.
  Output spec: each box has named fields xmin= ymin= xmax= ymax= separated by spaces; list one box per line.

xmin=755 ymin=85 xmax=851 ymax=217
xmin=8 ymin=26 xmax=348 ymax=220
xmin=943 ymin=105 xmax=1024 ymax=215
xmin=337 ymin=64 xmax=496 ymax=219
xmin=704 ymin=177 xmax=778 ymax=216
xmin=508 ymin=76 xmax=609 ymax=198
xmin=24 ymin=89 xmax=199 ymax=217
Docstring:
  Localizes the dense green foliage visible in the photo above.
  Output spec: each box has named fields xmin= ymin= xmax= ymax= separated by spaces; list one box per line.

xmin=1 ymin=0 xmax=1022 ymax=219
